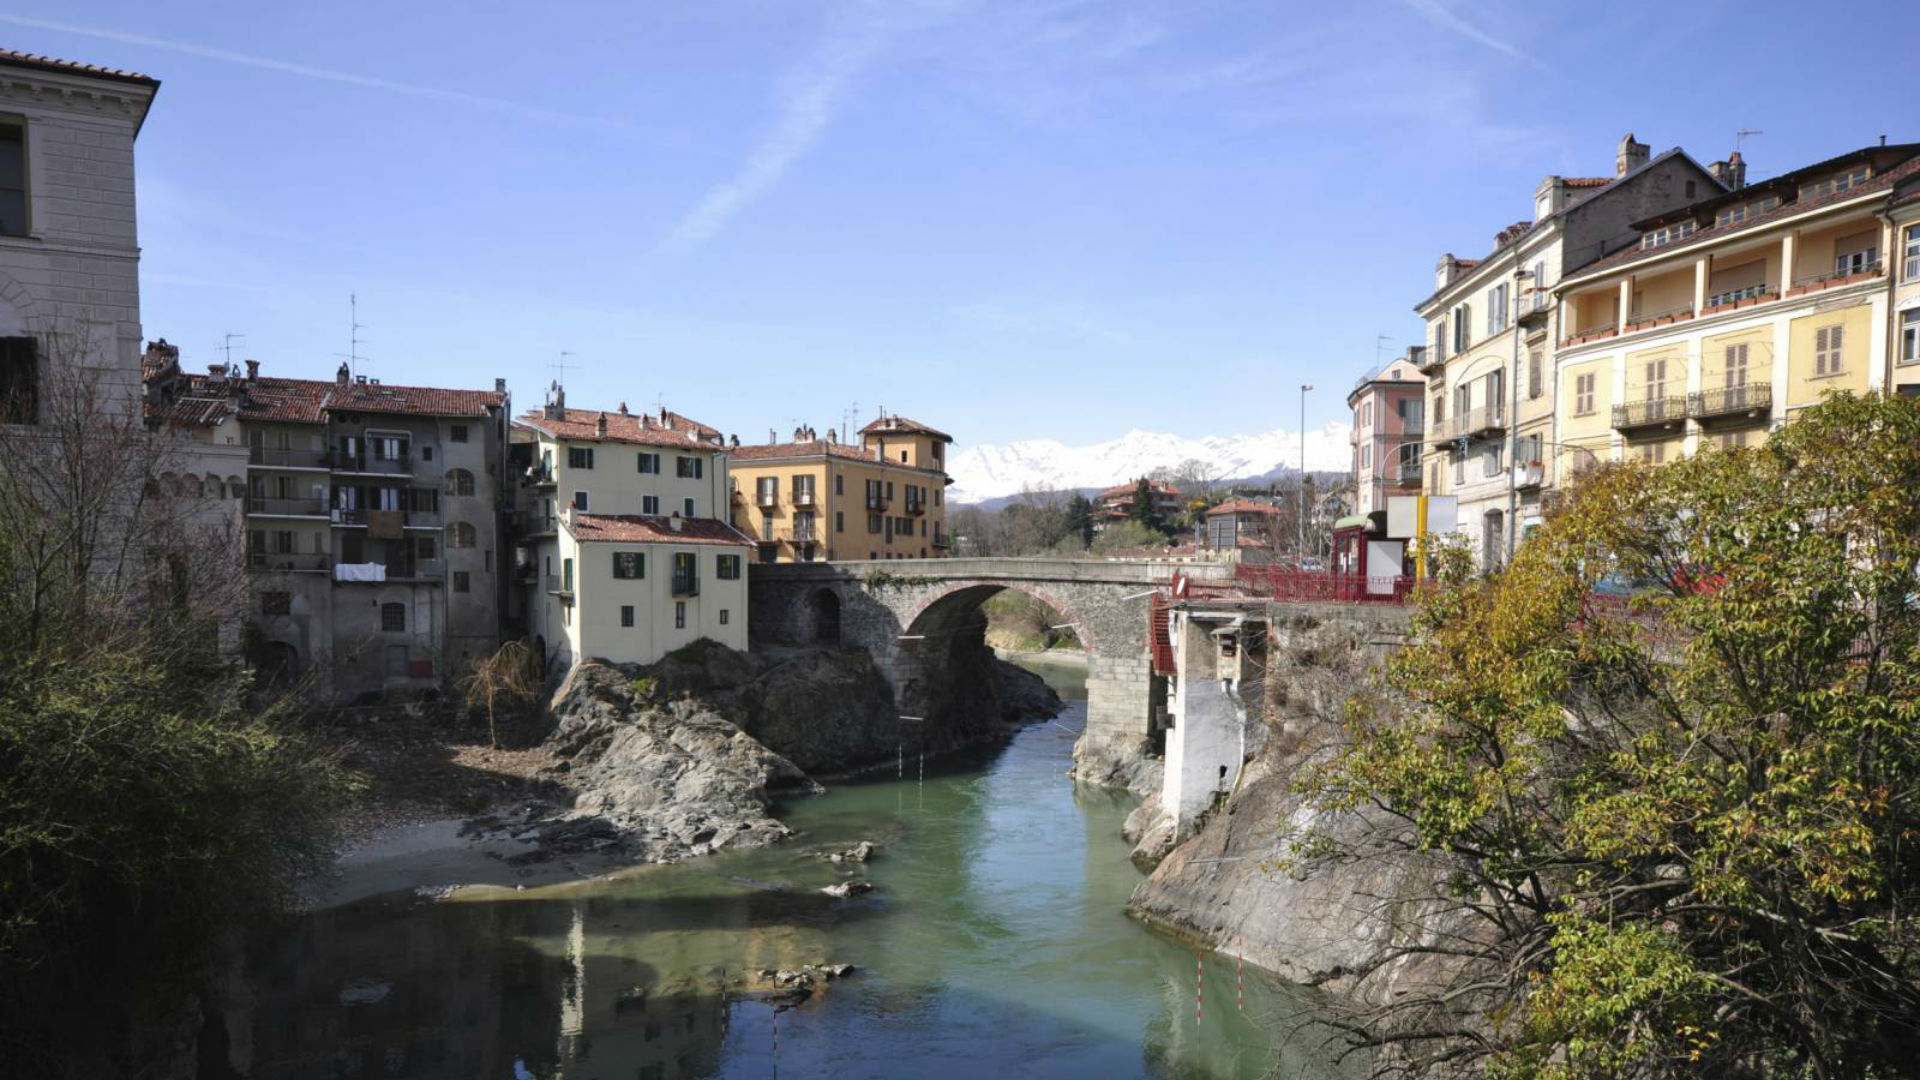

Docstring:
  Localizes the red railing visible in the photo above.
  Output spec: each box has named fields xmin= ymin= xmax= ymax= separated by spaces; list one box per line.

xmin=1233 ymin=565 xmax=1414 ymax=604
xmin=1148 ymin=591 xmax=1176 ymax=675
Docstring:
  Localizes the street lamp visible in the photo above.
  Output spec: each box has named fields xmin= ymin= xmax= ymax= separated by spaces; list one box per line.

xmin=1299 ymin=383 xmax=1313 ymax=558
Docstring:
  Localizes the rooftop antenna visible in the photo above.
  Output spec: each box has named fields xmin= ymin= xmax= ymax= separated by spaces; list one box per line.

xmin=1735 ymin=128 xmax=1763 ymax=154
xmin=332 ymin=294 xmax=367 ymax=379
xmin=550 ymin=351 xmax=576 ymax=389
xmin=220 ymin=332 xmax=245 ymax=367
xmin=1374 ymin=334 xmax=1392 ymax=368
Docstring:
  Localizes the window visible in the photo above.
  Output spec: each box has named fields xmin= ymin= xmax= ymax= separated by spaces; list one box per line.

xmin=675 ymin=455 xmax=703 ymax=479
xmin=834 ymin=474 xmax=844 ymax=495
xmin=716 ymin=554 xmax=742 ymax=579
xmin=674 ymin=601 xmax=686 ymax=629
xmin=1906 ymin=226 xmax=1920 ymax=280
xmin=1481 ymin=441 xmax=1503 ymax=477
xmin=1714 ymin=196 xmax=1780 ymax=228
xmin=568 ymin=447 xmax=594 ymax=469
xmin=638 ymin=452 xmax=659 ymax=474
xmin=1432 ymin=391 xmax=1445 ymax=426
xmin=835 ymin=510 xmax=844 ymax=533
xmin=1815 ymin=325 xmax=1844 ymax=376
xmin=450 ymin=424 xmax=468 ymax=443
xmin=260 ymin=591 xmax=291 ymax=615
xmin=1487 ymin=283 xmax=1508 ymax=334
xmin=1451 ymin=304 xmax=1471 ymax=353
xmin=1640 ymin=220 xmax=1696 ymax=249
xmin=445 ymin=468 xmax=475 ymax=496
xmin=381 ymin=602 xmax=406 ymax=632
xmin=683 ymin=497 xmax=695 ymax=518
xmin=453 ymin=571 xmax=470 ymax=593
xmin=642 ymin=495 xmax=659 ymax=515
xmin=0 ymin=336 xmax=36 ymax=424
xmin=1453 ymin=451 xmax=1465 ymax=486
xmin=868 ymin=513 xmax=881 ymax=534
xmin=1725 ymin=343 xmax=1750 ymax=385
xmin=1574 ymin=372 xmax=1596 ymax=416
xmin=719 ymin=609 xmax=730 ymax=625
xmin=1637 ymin=441 xmax=1667 ymax=464
xmin=421 ymin=446 xmax=433 ymax=462
xmin=0 ymin=122 xmax=24 ymax=237
xmin=446 ymin=521 xmax=476 ymax=549
xmin=1527 ymin=349 xmax=1542 ymax=399
xmin=612 ymin=551 xmax=644 ymax=579
xmin=1834 ymin=243 xmax=1879 ymax=276
xmin=572 ymin=490 xmax=589 ymax=511
xmin=621 ymin=605 xmax=635 ymax=628
xmin=672 ymin=552 xmax=697 ymax=595
xmin=1902 ymin=309 xmax=1920 ymax=365
xmin=562 ymin=558 xmax=574 ymax=592
xmin=1800 ymin=166 xmax=1870 ymax=200
xmin=1645 ymin=358 xmax=1667 ymax=401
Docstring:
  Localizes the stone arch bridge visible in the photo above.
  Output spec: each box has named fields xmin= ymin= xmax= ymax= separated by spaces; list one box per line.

xmin=749 ymin=558 xmax=1232 ymax=770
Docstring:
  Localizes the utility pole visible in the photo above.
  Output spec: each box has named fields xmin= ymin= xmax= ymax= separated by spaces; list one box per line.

xmin=1299 ymin=383 xmax=1313 ymax=558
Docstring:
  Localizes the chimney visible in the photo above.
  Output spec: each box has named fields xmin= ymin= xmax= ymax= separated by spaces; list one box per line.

xmin=543 ymin=380 xmax=565 ymax=421
xmin=1616 ymin=132 xmax=1650 ymax=177
xmin=729 ymin=433 xmax=739 ymax=447
xmin=827 ymin=427 xmax=837 ymax=444
xmin=495 ymin=377 xmax=506 ymax=394
xmin=1726 ymin=150 xmax=1746 ymax=189
xmin=336 ymin=361 xmax=351 ymax=386
xmin=245 ymin=358 xmax=259 ymax=381
xmin=595 ymin=412 xmax=608 ymax=437
xmin=617 ymin=401 xmax=629 ymax=415
xmin=1435 ymin=253 xmax=1460 ymax=290
xmin=668 ymin=511 xmax=683 ymax=532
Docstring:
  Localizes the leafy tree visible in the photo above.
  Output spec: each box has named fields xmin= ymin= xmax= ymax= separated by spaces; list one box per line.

xmin=1091 ymin=519 xmax=1166 ymax=555
xmin=1294 ymin=393 xmax=1920 ymax=1078
xmin=1064 ymin=493 xmax=1096 ymax=550
xmin=1128 ymin=477 xmax=1166 ymax=536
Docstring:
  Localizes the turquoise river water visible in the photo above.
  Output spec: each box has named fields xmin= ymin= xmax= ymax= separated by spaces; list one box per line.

xmin=247 ymin=660 xmax=1352 ymax=1079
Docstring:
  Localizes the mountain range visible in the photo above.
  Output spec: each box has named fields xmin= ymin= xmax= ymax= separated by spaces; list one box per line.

xmin=947 ymin=423 xmax=1354 ymax=505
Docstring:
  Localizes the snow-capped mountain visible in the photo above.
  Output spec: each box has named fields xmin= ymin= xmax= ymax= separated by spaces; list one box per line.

xmin=948 ymin=423 xmax=1354 ymax=505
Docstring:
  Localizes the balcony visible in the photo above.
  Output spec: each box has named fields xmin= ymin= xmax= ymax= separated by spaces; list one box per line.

xmin=1690 ymin=382 xmax=1772 ymax=421
xmin=1560 ymin=321 xmax=1618 ymax=348
xmin=784 ymin=522 xmax=818 ymax=544
xmin=789 ymin=486 xmax=817 ymax=508
xmin=384 ymin=559 xmax=445 ymax=581
xmin=1515 ymin=289 xmax=1552 ymax=323
xmin=544 ymin=573 xmax=570 ymax=595
xmin=866 ymin=492 xmax=890 ymax=511
xmin=1623 ymin=303 xmax=1694 ymax=334
xmin=932 ymin=531 xmax=950 ymax=549
xmin=248 ymin=446 xmax=329 ymax=469
xmin=904 ymin=495 xmax=926 ymax=515
xmin=1393 ymin=463 xmax=1424 ymax=487
xmin=330 ymin=451 xmax=413 ymax=476
xmin=1703 ymin=283 xmax=1777 ymax=313
xmin=525 ymin=465 xmax=556 ymax=489
xmin=1786 ymin=260 xmax=1883 ymax=297
xmin=246 ymin=495 xmax=328 ymax=517
xmin=1450 ymin=403 xmax=1506 ymax=440
xmin=1417 ymin=348 xmax=1448 ymax=375
xmin=1513 ymin=462 xmax=1545 ymax=490
xmin=249 ymin=552 xmax=329 ymax=573
xmin=1612 ymin=395 xmax=1687 ymax=432
xmin=671 ymin=572 xmax=699 ymax=597
xmin=757 ymin=489 xmax=780 ymax=509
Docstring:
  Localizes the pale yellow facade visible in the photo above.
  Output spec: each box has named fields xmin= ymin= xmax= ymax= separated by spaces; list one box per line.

xmin=728 ymin=417 xmax=953 ymax=562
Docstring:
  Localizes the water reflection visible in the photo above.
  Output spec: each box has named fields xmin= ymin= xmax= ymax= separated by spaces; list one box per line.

xmin=249 ymin=658 xmax=1351 ymax=1079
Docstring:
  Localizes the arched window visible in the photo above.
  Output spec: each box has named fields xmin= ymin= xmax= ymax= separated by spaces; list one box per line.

xmin=228 ymin=476 xmax=244 ymax=499
xmin=444 ymin=468 xmax=475 ymax=497
xmin=203 ymin=473 xmax=223 ymax=498
xmin=155 ymin=471 xmax=177 ymax=496
xmin=445 ymin=521 xmax=477 ymax=549
xmin=381 ymin=602 xmax=406 ymax=632
xmin=177 ymin=474 xmax=204 ymax=497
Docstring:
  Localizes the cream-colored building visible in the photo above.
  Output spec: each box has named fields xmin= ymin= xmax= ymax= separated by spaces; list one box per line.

xmin=1553 ymin=142 xmax=1919 ymax=475
xmin=1887 ymin=167 xmax=1920 ymax=396
xmin=1417 ymin=134 xmax=1724 ymax=569
xmin=727 ymin=414 xmax=953 ymax=562
xmin=513 ymin=391 xmax=748 ymax=672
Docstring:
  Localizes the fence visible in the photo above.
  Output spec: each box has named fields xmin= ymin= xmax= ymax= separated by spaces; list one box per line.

xmin=1232 ymin=564 xmax=1414 ymax=604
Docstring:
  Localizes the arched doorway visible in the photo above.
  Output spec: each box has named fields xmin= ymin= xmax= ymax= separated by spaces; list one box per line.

xmin=809 ymin=588 xmax=842 ymax=644
xmin=259 ymin=641 xmax=299 ymax=689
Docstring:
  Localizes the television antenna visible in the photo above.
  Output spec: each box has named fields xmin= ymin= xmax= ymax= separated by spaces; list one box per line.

xmin=550 ymin=350 xmax=577 ymax=388
xmin=332 ymin=294 xmax=368 ymax=378
xmin=1735 ymin=129 xmax=1764 ymax=153
xmin=1374 ymin=334 xmax=1392 ymax=368
xmin=219 ymin=332 xmax=245 ymax=367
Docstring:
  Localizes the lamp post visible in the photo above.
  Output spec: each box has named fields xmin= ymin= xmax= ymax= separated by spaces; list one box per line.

xmin=1299 ymin=383 xmax=1313 ymax=558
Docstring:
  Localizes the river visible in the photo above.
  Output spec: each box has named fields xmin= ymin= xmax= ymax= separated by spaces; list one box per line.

xmin=247 ymin=658 xmax=1351 ymax=1079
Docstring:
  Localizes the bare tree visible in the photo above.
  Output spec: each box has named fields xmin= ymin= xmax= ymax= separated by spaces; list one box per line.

xmin=458 ymin=639 xmax=543 ymax=748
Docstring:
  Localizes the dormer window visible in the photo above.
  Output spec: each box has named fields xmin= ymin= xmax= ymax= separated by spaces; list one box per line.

xmin=1801 ymin=166 xmax=1871 ymax=201
xmin=1713 ymin=196 xmax=1781 ymax=228
xmin=1640 ymin=221 xmax=1696 ymax=250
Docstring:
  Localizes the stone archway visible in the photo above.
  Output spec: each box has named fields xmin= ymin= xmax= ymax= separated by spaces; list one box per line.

xmin=892 ymin=583 xmax=1088 ymax=747
xmin=808 ymin=588 xmax=842 ymax=644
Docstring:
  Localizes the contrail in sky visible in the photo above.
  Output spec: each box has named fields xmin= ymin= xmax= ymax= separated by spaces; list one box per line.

xmin=0 ymin=12 xmax=616 ymax=127
xmin=1399 ymin=0 xmax=1540 ymax=65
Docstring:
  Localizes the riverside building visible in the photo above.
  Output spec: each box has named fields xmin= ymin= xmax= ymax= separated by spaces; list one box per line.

xmin=512 ymin=389 xmax=749 ymax=673
xmin=1347 ymin=348 xmax=1427 ymax=514
xmin=727 ymin=413 xmax=953 ymax=562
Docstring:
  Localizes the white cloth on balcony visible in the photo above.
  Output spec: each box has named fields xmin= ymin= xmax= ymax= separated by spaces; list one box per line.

xmin=333 ymin=563 xmax=386 ymax=583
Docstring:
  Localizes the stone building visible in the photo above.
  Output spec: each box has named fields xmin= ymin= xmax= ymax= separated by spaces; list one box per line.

xmin=142 ymin=350 xmax=511 ymax=699
xmin=727 ymin=412 xmax=954 ymax=561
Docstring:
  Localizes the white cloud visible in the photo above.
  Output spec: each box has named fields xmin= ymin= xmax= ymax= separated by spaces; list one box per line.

xmin=0 ymin=13 xmax=615 ymax=127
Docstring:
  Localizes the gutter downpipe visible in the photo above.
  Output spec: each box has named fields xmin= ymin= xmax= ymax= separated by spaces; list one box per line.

xmin=1878 ymin=204 xmax=1900 ymax=394
xmin=1505 ymin=257 xmax=1526 ymax=566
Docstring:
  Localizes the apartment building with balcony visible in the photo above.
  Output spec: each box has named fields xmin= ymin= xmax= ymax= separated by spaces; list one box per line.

xmin=511 ymin=390 xmax=747 ymax=672
xmin=1094 ymin=478 xmax=1183 ymax=530
xmin=727 ymin=413 xmax=953 ymax=562
xmin=1416 ymin=134 xmax=1723 ymax=569
xmin=1889 ymin=170 xmax=1920 ymax=396
xmin=1553 ymin=141 xmax=1920 ymax=470
xmin=1347 ymin=347 xmax=1426 ymax=513
xmin=141 ymin=350 xmax=510 ymax=698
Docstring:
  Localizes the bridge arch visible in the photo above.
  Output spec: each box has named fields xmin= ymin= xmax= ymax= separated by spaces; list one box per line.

xmin=900 ymin=580 xmax=1100 ymax=657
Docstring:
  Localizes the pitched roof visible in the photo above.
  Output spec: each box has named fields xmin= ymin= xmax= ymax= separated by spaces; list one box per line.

xmin=1563 ymin=176 xmax=1614 ymax=188
xmin=0 ymin=48 xmax=159 ymax=87
xmin=1097 ymin=479 xmax=1181 ymax=500
xmin=516 ymin=407 xmax=724 ymax=450
xmin=726 ymin=439 xmax=950 ymax=477
xmin=147 ymin=369 xmax=505 ymax=425
xmin=859 ymin=414 xmax=953 ymax=441
xmin=145 ymin=394 xmax=233 ymax=428
xmin=1570 ymin=145 xmax=1920 ymax=282
xmin=1207 ymin=499 xmax=1281 ymax=516
xmin=327 ymin=380 xmax=506 ymax=418
xmin=563 ymin=513 xmax=752 ymax=547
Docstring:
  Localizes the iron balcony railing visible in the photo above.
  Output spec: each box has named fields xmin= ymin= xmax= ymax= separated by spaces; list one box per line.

xmin=789 ymin=485 xmax=817 ymax=507
xmin=545 ymin=574 xmax=568 ymax=594
xmin=330 ymin=451 xmax=414 ymax=474
xmin=905 ymin=494 xmax=926 ymax=515
xmin=248 ymin=552 xmax=329 ymax=572
xmin=245 ymin=495 xmax=328 ymax=517
xmin=1792 ymin=260 xmax=1883 ymax=290
xmin=247 ymin=446 xmax=329 ymax=469
xmin=1514 ymin=462 xmax=1545 ymax=489
xmin=756 ymin=488 xmax=779 ymax=509
xmin=671 ymin=571 xmax=699 ymax=597
xmin=785 ymin=522 xmax=817 ymax=543
xmin=1515 ymin=289 xmax=1552 ymax=320
xmin=1612 ymin=395 xmax=1688 ymax=430
xmin=1690 ymin=382 xmax=1771 ymax=420
xmin=1627 ymin=302 xmax=1694 ymax=326
xmin=384 ymin=559 xmax=445 ymax=581
xmin=330 ymin=507 xmax=440 ymax=527
xmin=1393 ymin=463 xmax=1424 ymax=486
xmin=866 ymin=492 xmax=890 ymax=510
xmin=1706 ymin=283 xmax=1773 ymax=308
xmin=1450 ymin=403 xmax=1506 ymax=440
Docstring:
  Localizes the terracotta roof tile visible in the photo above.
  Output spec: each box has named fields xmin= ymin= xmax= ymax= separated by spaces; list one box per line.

xmin=328 ymin=380 xmax=506 ymax=418
xmin=145 ymin=395 xmax=232 ymax=427
xmin=516 ymin=407 xmax=724 ymax=450
xmin=1563 ymin=176 xmax=1613 ymax=188
xmin=155 ymin=371 xmax=506 ymax=425
xmin=1097 ymin=479 xmax=1181 ymax=500
xmin=859 ymin=414 xmax=952 ymax=441
xmin=0 ymin=47 xmax=159 ymax=86
xmin=564 ymin=513 xmax=752 ymax=547
xmin=1206 ymin=499 xmax=1281 ymax=516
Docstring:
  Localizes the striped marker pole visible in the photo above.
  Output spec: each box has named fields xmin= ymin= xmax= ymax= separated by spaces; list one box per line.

xmin=1195 ymin=952 xmax=1205 ymax=1024
xmin=771 ymin=1004 xmax=779 ymax=1079
xmin=1236 ymin=951 xmax=1244 ymax=1012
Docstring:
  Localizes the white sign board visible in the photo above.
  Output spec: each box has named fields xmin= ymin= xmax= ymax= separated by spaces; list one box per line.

xmin=1386 ymin=495 xmax=1458 ymax=538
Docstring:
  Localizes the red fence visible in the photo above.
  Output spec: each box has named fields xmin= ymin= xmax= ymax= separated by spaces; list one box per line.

xmin=1232 ymin=565 xmax=1414 ymax=605
xmin=1148 ymin=591 xmax=1176 ymax=675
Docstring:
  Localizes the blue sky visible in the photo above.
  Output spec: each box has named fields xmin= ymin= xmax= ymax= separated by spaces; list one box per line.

xmin=18 ymin=0 xmax=1915 ymax=445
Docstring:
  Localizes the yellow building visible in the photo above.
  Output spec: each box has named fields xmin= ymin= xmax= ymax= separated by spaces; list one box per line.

xmin=728 ymin=413 xmax=953 ymax=562
xmin=1553 ymin=142 xmax=1920 ymax=475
